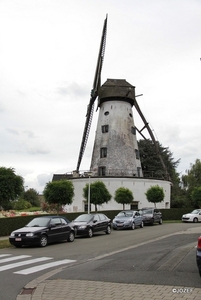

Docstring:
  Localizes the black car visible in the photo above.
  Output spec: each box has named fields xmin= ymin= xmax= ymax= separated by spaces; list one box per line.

xmin=196 ymin=236 xmax=201 ymax=276
xmin=72 ymin=213 xmax=111 ymax=238
xmin=139 ymin=207 xmax=162 ymax=225
xmin=9 ymin=216 xmax=75 ymax=247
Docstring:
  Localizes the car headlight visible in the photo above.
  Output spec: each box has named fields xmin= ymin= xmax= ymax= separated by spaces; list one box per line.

xmin=78 ymin=225 xmax=87 ymax=229
xmin=10 ymin=232 xmax=15 ymax=237
xmin=125 ymin=220 xmax=131 ymax=224
xmin=26 ymin=232 xmax=34 ymax=237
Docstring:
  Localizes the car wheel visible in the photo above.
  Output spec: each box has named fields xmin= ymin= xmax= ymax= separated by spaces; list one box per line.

xmin=140 ymin=221 xmax=144 ymax=228
xmin=39 ymin=235 xmax=48 ymax=247
xmin=193 ymin=218 xmax=198 ymax=223
xmin=150 ymin=219 xmax=154 ymax=226
xmin=131 ymin=223 xmax=135 ymax=230
xmin=88 ymin=228 xmax=93 ymax=238
xmin=67 ymin=231 xmax=75 ymax=242
xmin=106 ymin=225 xmax=111 ymax=234
xmin=159 ymin=218 xmax=163 ymax=225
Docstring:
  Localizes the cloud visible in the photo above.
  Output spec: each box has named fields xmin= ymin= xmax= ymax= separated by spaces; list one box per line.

xmin=56 ymin=82 xmax=89 ymax=98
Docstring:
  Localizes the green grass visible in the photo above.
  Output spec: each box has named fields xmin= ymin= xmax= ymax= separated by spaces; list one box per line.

xmin=0 ymin=239 xmax=12 ymax=249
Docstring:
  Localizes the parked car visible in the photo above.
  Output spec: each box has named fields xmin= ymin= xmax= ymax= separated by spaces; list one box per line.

xmin=112 ymin=210 xmax=143 ymax=230
xmin=196 ymin=236 xmax=201 ymax=276
xmin=139 ymin=207 xmax=162 ymax=225
xmin=9 ymin=216 xmax=75 ymax=247
xmin=182 ymin=209 xmax=201 ymax=223
xmin=72 ymin=213 xmax=111 ymax=238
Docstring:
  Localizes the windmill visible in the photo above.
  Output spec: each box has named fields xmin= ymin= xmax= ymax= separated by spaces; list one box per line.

xmin=75 ymin=15 xmax=169 ymax=180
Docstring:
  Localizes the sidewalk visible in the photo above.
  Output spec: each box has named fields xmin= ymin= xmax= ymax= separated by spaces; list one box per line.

xmin=17 ymin=279 xmax=201 ymax=300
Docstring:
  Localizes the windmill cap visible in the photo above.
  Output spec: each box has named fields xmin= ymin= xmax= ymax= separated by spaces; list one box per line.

xmin=98 ymin=79 xmax=135 ymax=106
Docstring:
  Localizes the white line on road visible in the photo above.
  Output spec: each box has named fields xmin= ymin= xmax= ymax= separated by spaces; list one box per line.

xmin=0 ymin=254 xmax=12 ymax=258
xmin=0 ymin=255 xmax=31 ymax=263
xmin=0 ymin=257 xmax=52 ymax=272
xmin=14 ymin=259 xmax=77 ymax=275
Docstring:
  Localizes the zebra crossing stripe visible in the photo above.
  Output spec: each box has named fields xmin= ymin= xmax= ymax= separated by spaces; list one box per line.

xmin=0 ymin=257 xmax=52 ymax=272
xmin=0 ymin=254 xmax=12 ymax=258
xmin=14 ymin=259 xmax=77 ymax=275
xmin=0 ymin=255 xmax=31 ymax=263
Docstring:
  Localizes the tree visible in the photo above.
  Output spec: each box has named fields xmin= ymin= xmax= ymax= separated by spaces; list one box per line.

xmin=181 ymin=159 xmax=201 ymax=189
xmin=114 ymin=187 xmax=134 ymax=209
xmin=138 ymin=139 xmax=180 ymax=180
xmin=138 ymin=139 xmax=182 ymax=207
xmin=181 ymin=159 xmax=201 ymax=207
xmin=13 ymin=199 xmax=32 ymax=210
xmin=145 ymin=185 xmax=165 ymax=207
xmin=191 ymin=187 xmax=201 ymax=208
xmin=83 ymin=181 xmax=111 ymax=212
xmin=43 ymin=180 xmax=74 ymax=213
xmin=0 ymin=167 xmax=24 ymax=209
xmin=23 ymin=188 xmax=40 ymax=207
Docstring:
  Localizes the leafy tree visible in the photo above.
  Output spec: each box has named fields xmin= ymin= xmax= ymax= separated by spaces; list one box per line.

xmin=83 ymin=181 xmax=111 ymax=212
xmin=182 ymin=159 xmax=201 ymax=190
xmin=23 ymin=188 xmax=40 ymax=207
xmin=13 ymin=199 xmax=32 ymax=210
xmin=138 ymin=139 xmax=180 ymax=180
xmin=43 ymin=180 xmax=74 ymax=213
xmin=114 ymin=187 xmax=134 ymax=209
xmin=145 ymin=185 xmax=165 ymax=207
xmin=138 ymin=139 xmax=182 ymax=206
xmin=0 ymin=167 xmax=24 ymax=209
xmin=181 ymin=159 xmax=201 ymax=207
xmin=191 ymin=187 xmax=201 ymax=208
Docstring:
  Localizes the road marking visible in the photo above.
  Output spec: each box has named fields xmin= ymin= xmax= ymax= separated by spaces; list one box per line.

xmin=14 ymin=259 xmax=76 ymax=275
xmin=0 ymin=254 xmax=12 ymax=258
xmin=0 ymin=255 xmax=31 ymax=263
xmin=0 ymin=257 xmax=52 ymax=272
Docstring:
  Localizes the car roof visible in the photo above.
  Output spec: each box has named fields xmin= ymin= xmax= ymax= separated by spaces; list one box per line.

xmin=140 ymin=207 xmax=155 ymax=210
xmin=33 ymin=216 xmax=68 ymax=220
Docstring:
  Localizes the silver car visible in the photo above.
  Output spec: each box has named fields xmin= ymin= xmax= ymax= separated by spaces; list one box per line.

xmin=112 ymin=210 xmax=143 ymax=230
xmin=182 ymin=209 xmax=201 ymax=223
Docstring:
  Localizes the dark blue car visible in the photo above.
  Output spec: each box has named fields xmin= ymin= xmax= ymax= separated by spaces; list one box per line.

xmin=9 ymin=216 xmax=75 ymax=247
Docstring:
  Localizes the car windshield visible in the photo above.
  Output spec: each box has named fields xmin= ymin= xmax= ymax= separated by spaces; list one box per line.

xmin=117 ymin=212 xmax=132 ymax=217
xmin=140 ymin=209 xmax=152 ymax=215
xmin=26 ymin=218 xmax=49 ymax=227
xmin=74 ymin=214 xmax=93 ymax=222
xmin=191 ymin=210 xmax=200 ymax=214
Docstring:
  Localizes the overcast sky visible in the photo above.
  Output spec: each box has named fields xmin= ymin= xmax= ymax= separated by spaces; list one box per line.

xmin=0 ymin=0 xmax=200 ymax=193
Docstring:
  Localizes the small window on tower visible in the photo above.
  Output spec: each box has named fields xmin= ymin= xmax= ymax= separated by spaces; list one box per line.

xmin=102 ymin=125 xmax=109 ymax=133
xmin=135 ymin=149 xmax=140 ymax=159
xmin=131 ymin=126 xmax=136 ymax=135
xmin=98 ymin=167 xmax=106 ymax=176
xmin=100 ymin=147 xmax=107 ymax=158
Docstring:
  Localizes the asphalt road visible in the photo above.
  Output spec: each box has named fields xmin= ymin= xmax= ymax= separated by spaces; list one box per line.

xmin=0 ymin=222 xmax=200 ymax=300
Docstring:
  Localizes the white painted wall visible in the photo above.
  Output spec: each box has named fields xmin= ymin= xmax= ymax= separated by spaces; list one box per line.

xmin=64 ymin=177 xmax=171 ymax=212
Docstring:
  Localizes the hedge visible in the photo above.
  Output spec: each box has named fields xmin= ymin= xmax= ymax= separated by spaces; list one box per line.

xmin=0 ymin=208 xmax=194 ymax=237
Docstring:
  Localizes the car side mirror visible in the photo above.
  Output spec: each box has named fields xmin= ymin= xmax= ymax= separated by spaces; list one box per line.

xmin=93 ymin=220 xmax=97 ymax=223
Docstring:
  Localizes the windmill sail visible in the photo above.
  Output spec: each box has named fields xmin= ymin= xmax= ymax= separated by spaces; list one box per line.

xmin=76 ymin=15 xmax=108 ymax=173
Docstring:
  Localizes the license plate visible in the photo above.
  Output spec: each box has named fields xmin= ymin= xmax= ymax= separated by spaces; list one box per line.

xmin=117 ymin=224 xmax=123 ymax=227
xmin=15 ymin=238 xmax=21 ymax=241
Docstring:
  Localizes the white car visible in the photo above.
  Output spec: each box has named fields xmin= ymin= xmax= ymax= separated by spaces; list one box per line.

xmin=182 ymin=209 xmax=201 ymax=223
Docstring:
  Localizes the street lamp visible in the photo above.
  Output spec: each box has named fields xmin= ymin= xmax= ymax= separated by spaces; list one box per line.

xmin=87 ymin=172 xmax=92 ymax=214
